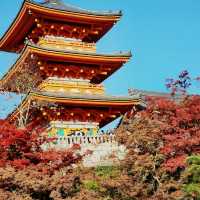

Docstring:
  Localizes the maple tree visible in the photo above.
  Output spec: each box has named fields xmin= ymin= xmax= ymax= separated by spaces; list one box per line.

xmin=143 ymin=95 xmax=200 ymax=172
xmin=165 ymin=69 xmax=200 ymax=96
xmin=166 ymin=70 xmax=191 ymax=96
xmin=0 ymin=97 xmax=199 ymax=199
xmin=0 ymin=119 xmax=84 ymax=199
xmin=0 ymin=119 xmax=81 ymax=171
xmin=112 ymin=69 xmax=200 ymax=199
xmin=0 ymin=69 xmax=199 ymax=199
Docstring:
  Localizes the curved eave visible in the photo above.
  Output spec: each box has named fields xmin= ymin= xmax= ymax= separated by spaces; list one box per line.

xmin=0 ymin=0 xmax=121 ymax=52
xmin=8 ymin=92 xmax=141 ymax=122
xmin=1 ymin=44 xmax=131 ymax=89
xmin=28 ymin=1 xmax=121 ymax=21
xmin=32 ymin=92 xmax=140 ymax=106
xmin=0 ymin=0 xmax=28 ymax=52
xmin=31 ymin=44 xmax=131 ymax=62
xmin=29 ymin=0 xmax=122 ymax=17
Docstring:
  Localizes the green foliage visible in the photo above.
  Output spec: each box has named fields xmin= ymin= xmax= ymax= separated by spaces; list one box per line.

xmin=182 ymin=155 xmax=200 ymax=199
xmin=95 ymin=166 xmax=120 ymax=179
xmin=187 ymin=155 xmax=200 ymax=165
xmin=183 ymin=184 xmax=200 ymax=199
xmin=83 ymin=180 xmax=100 ymax=191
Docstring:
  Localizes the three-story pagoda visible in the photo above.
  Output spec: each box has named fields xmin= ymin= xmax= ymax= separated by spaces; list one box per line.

xmin=0 ymin=0 xmax=142 ymax=138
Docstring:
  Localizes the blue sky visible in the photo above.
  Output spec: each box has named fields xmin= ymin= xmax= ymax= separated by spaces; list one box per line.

xmin=0 ymin=0 xmax=200 ymax=126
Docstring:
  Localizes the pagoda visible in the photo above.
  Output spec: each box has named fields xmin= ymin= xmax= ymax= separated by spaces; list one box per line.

xmin=0 ymin=0 xmax=142 ymax=138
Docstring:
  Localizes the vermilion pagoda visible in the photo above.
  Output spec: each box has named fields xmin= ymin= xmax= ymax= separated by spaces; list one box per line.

xmin=0 ymin=0 xmax=143 ymax=137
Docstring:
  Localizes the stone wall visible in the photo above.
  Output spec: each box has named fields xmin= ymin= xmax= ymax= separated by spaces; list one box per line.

xmin=43 ymin=135 xmax=127 ymax=167
xmin=82 ymin=142 xmax=127 ymax=167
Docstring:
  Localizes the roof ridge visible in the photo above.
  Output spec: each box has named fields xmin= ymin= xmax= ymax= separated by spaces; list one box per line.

xmin=39 ymin=0 xmax=65 ymax=6
xmin=25 ymin=42 xmax=132 ymax=57
xmin=30 ymin=0 xmax=122 ymax=16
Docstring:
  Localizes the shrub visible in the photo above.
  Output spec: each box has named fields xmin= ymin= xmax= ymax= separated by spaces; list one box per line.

xmin=83 ymin=180 xmax=100 ymax=191
xmin=182 ymin=155 xmax=200 ymax=199
xmin=95 ymin=166 xmax=120 ymax=179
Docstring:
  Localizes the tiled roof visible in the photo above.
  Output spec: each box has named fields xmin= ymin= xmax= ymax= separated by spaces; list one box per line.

xmin=0 ymin=43 xmax=131 ymax=81
xmin=29 ymin=0 xmax=122 ymax=16
xmin=128 ymin=89 xmax=183 ymax=100
xmin=31 ymin=43 xmax=132 ymax=57
xmin=35 ymin=90 xmax=142 ymax=102
xmin=6 ymin=91 xmax=145 ymax=120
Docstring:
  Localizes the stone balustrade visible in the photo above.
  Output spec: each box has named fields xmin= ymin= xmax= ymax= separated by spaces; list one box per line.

xmin=44 ymin=135 xmax=116 ymax=149
xmin=42 ymin=134 xmax=127 ymax=167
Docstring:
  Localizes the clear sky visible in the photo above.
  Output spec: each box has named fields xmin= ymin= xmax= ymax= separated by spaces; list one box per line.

xmin=0 ymin=0 xmax=200 ymax=126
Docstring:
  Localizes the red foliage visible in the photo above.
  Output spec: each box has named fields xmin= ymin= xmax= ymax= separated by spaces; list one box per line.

xmin=0 ymin=120 xmax=81 ymax=171
xmin=143 ymin=96 xmax=200 ymax=172
xmin=163 ymin=155 xmax=187 ymax=172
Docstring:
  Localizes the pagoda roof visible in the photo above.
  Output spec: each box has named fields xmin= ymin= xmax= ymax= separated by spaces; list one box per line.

xmin=29 ymin=43 xmax=131 ymax=58
xmin=1 ymin=44 xmax=131 ymax=92
xmin=31 ymin=0 xmax=121 ymax=16
xmin=33 ymin=90 xmax=140 ymax=103
xmin=0 ymin=0 xmax=122 ymax=52
xmin=7 ymin=91 xmax=143 ymax=127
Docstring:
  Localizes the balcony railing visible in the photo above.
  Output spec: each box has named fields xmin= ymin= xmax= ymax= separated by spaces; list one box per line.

xmin=44 ymin=135 xmax=116 ymax=149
